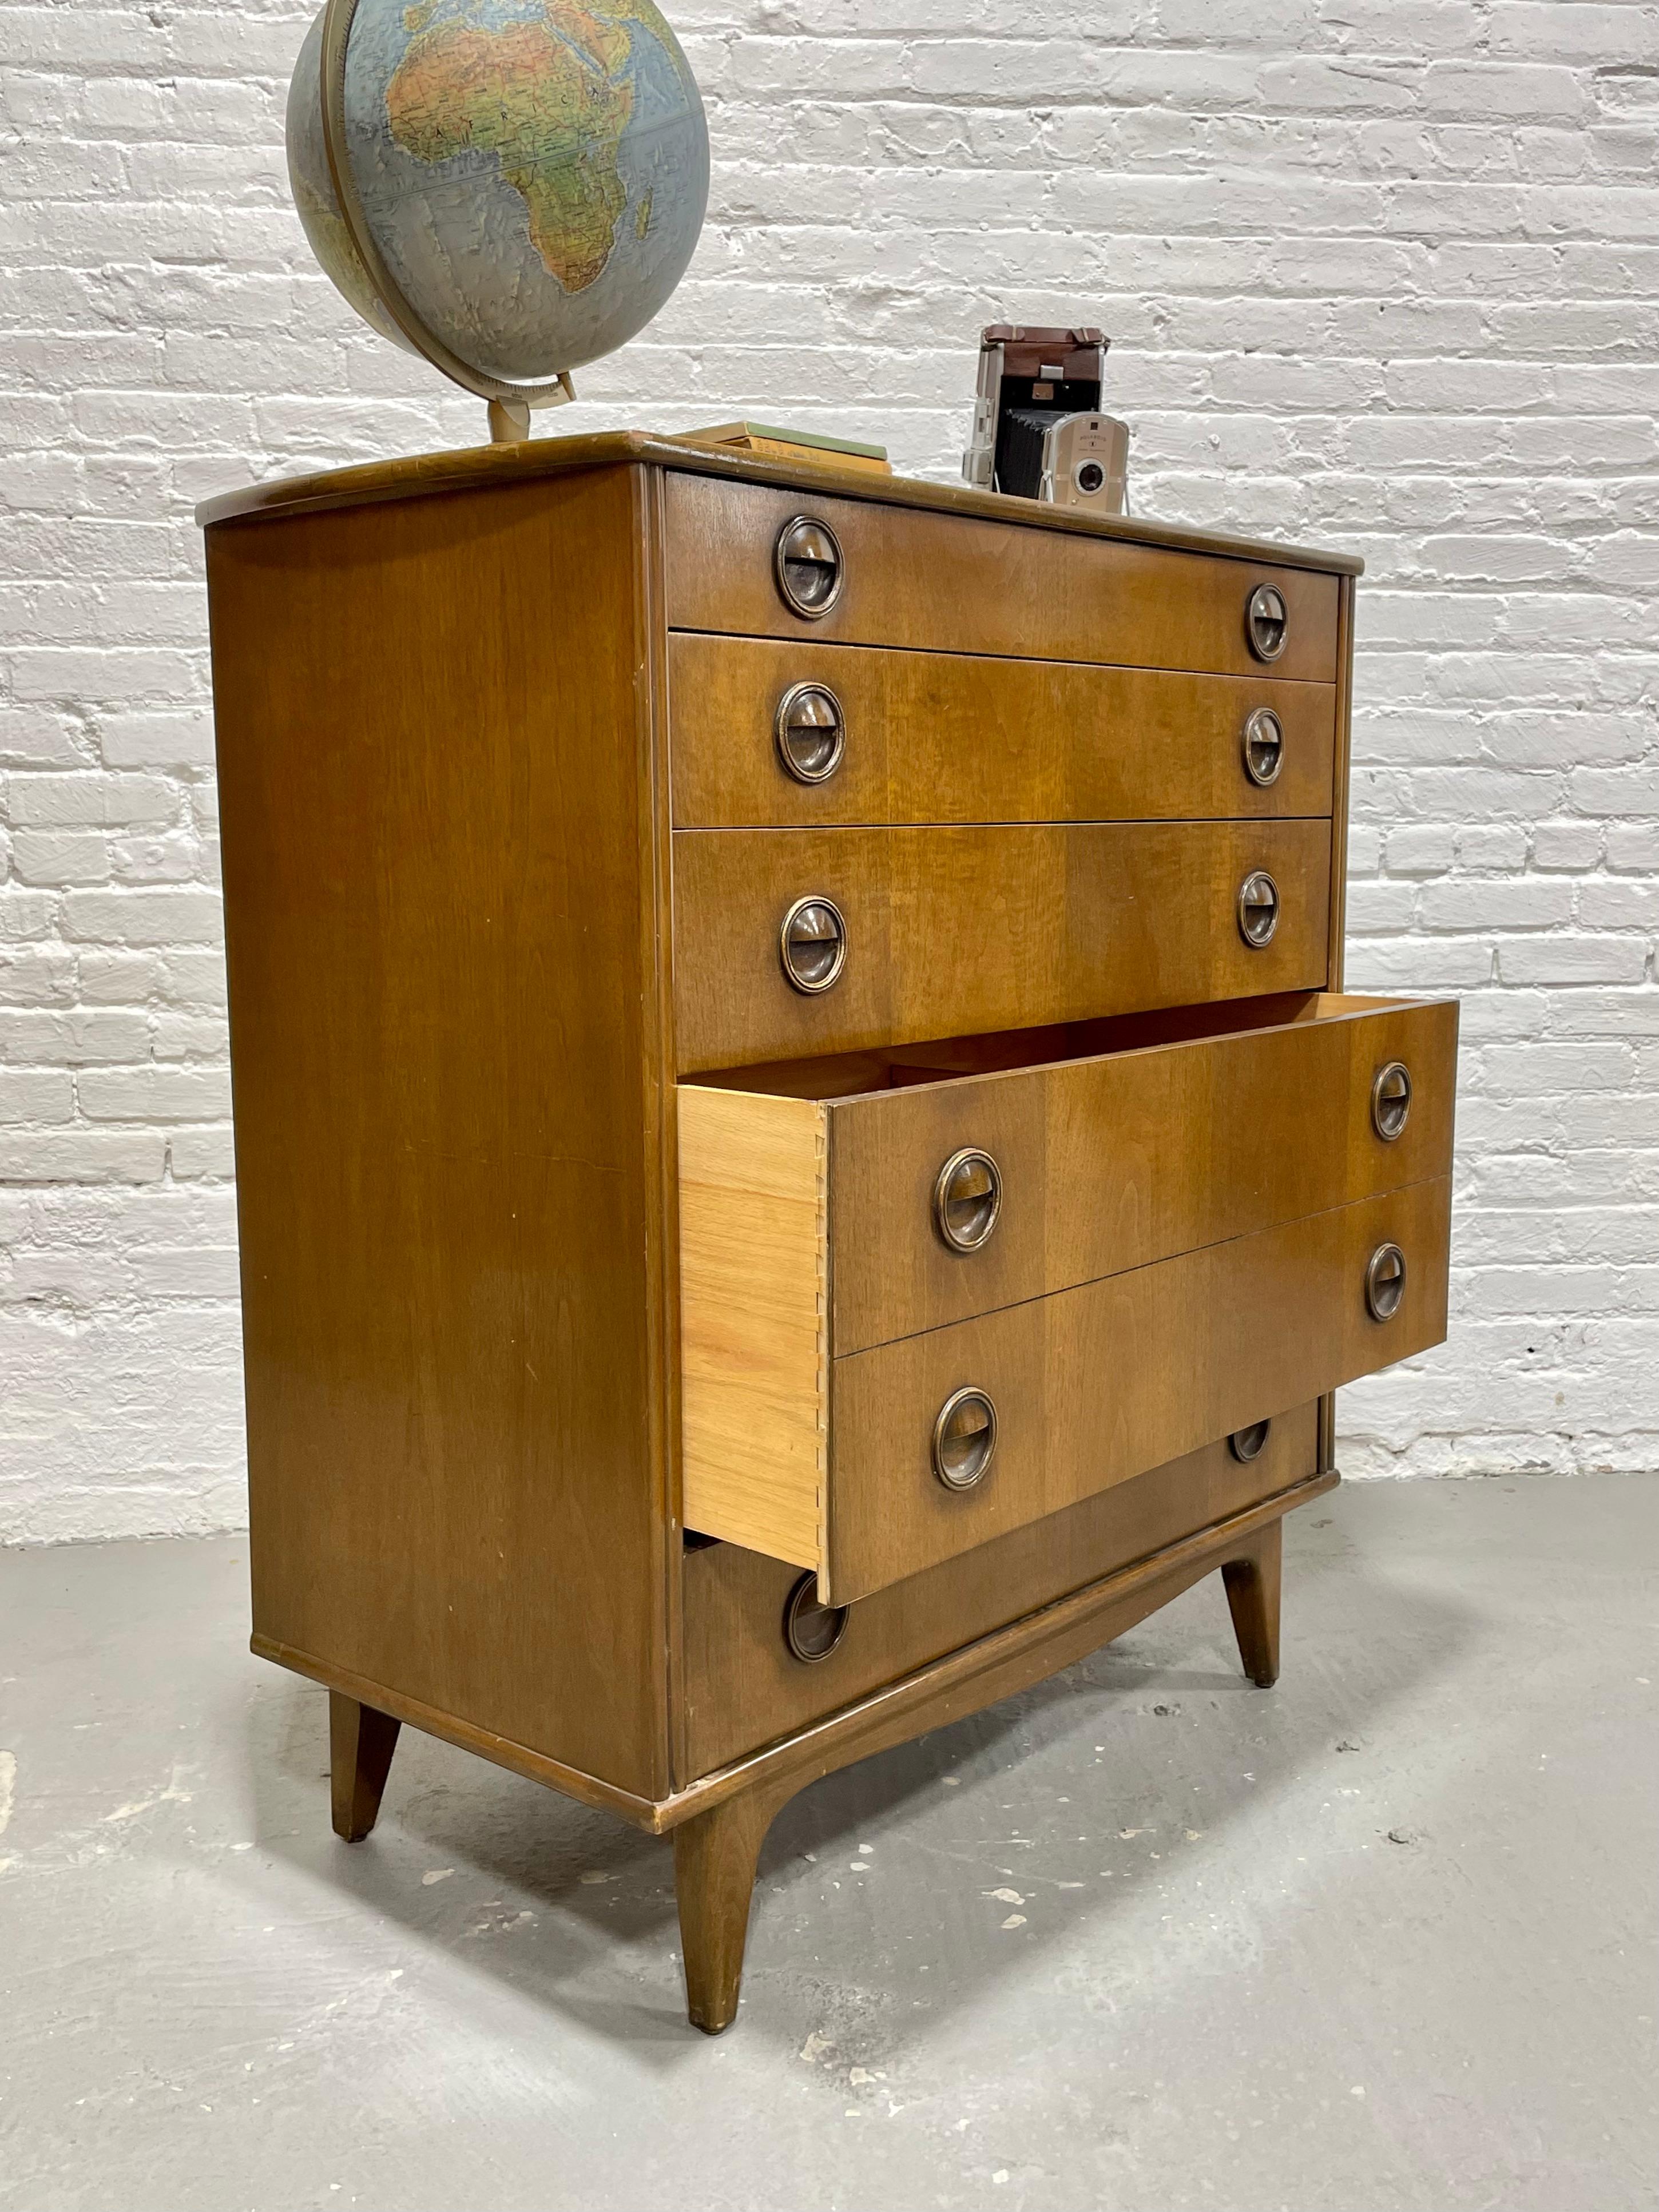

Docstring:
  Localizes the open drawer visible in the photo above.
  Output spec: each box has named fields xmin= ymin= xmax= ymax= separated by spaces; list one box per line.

xmin=678 ymin=990 xmax=1458 ymax=1600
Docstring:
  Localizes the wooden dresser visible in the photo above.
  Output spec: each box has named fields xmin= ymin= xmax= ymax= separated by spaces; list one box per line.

xmin=199 ymin=434 xmax=1456 ymax=2032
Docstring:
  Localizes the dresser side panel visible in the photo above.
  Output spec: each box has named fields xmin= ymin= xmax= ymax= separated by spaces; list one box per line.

xmin=208 ymin=468 xmax=672 ymax=1797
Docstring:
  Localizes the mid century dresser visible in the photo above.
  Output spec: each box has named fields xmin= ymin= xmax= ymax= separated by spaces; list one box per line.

xmin=199 ymin=434 xmax=1456 ymax=2032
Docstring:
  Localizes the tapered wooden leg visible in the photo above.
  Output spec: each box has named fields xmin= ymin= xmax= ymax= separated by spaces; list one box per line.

xmin=673 ymin=1785 xmax=785 ymax=2035
xmin=329 ymin=1690 xmax=402 ymax=1841
xmin=1222 ymin=1519 xmax=1282 ymax=1687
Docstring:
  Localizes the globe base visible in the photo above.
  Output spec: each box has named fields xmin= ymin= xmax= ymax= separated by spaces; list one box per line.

xmin=487 ymin=399 xmax=533 ymax=444
xmin=483 ymin=372 xmax=577 ymax=444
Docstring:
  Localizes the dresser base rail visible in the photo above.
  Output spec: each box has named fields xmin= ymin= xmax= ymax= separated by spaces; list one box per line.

xmin=260 ymin=1466 xmax=1335 ymax=2031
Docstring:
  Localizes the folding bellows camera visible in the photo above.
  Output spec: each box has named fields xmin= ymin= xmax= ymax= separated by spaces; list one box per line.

xmin=962 ymin=325 xmax=1128 ymax=514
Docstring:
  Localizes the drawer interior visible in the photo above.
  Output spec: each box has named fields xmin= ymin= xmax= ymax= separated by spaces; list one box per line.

xmin=690 ymin=988 xmax=1337 ymax=1100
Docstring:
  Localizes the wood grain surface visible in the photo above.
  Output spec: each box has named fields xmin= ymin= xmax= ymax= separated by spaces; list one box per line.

xmin=666 ymin=474 xmax=1342 ymax=680
xmin=824 ymin=991 xmax=1459 ymax=1350
xmin=679 ymin=1086 xmax=827 ymax=1571
xmin=825 ymin=1174 xmax=1451 ymax=1600
xmin=678 ymin=993 xmax=1456 ymax=1358
xmin=209 ymin=466 xmax=674 ymax=1797
xmin=681 ymin=1405 xmax=1320 ymax=1777
xmin=670 ymin=1471 xmax=1336 ymax=1848
xmin=669 ymin=633 xmax=1337 ymax=828
xmin=194 ymin=431 xmax=1364 ymax=580
xmin=672 ymin=819 xmax=1333 ymax=1073
xmin=204 ymin=442 xmax=1401 ymax=1892
xmin=257 ymin=1460 xmax=1334 ymax=1824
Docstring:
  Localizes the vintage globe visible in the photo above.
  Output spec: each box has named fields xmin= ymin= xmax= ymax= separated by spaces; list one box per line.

xmin=286 ymin=0 xmax=709 ymax=415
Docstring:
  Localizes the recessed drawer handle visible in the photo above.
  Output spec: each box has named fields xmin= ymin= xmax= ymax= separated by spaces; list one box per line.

xmin=1241 ymin=706 xmax=1284 ymax=787
xmin=775 ymin=515 xmax=844 ymax=619
xmin=1229 ymin=1420 xmax=1272 ymax=1463
xmin=779 ymin=895 xmax=847 ymax=993
xmin=933 ymin=1387 xmax=999 ymax=1491
xmin=1372 ymin=1061 xmax=1412 ymax=1142
xmin=783 ymin=1571 xmax=848 ymax=1664
xmin=1246 ymin=582 xmax=1288 ymax=661
xmin=1366 ymin=1242 xmax=1407 ymax=1322
xmin=933 ymin=1147 xmax=1002 ymax=1254
xmin=1237 ymin=870 xmax=1280 ymax=947
xmin=775 ymin=681 xmax=846 ymax=783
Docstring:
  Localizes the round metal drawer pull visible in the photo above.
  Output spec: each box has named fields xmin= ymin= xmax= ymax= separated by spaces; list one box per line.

xmin=1237 ymin=869 xmax=1281 ymax=948
xmin=932 ymin=1387 xmax=999 ymax=1491
xmin=933 ymin=1147 xmax=1002 ymax=1254
xmin=1246 ymin=582 xmax=1289 ymax=662
xmin=1241 ymin=706 xmax=1285 ymax=787
xmin=779 ymin=895 xmax=847 ymax=994
xmin=783 ymin=1572 xmax=848 ymax=1664
xmin=1372 ymin=1061 xmax=1413 ymax=1142
xmin=1228 ymin=1420 xmax=1272 ymax=1463
xmin=774 ymin=515 xmax=845 ymax=619
xmin=775 ymin=681 xmax=846 ymax=784
xmin=1366 ymin=1242 xmax=1407 ymax=1323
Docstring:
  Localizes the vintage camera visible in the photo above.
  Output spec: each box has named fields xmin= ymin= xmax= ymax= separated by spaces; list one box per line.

xmin=1039 ymin=411 xmax=1129 ymax=512
xmin=962 ymin=324 xmax=1128 ymax=513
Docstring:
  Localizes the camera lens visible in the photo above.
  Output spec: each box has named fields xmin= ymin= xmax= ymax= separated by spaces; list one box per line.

xmin=1077 ymin=461 xmax=1105 ymax=494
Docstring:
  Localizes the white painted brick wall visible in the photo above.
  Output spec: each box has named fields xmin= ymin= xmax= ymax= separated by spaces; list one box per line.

xmin=3 ymin=0 xmax=1656 ymax=1540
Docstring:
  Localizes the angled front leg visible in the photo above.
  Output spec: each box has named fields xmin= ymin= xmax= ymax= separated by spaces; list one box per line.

xmin=673 ymin=1783 xmax=788 ymax=2035
xmin=1222 ymin=1518 xmax=1283 ymax=1688
xmin=329 ymin=1690 xmax=402 ymax=1841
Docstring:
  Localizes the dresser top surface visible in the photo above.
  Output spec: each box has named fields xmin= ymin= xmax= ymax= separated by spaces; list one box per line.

xmin=195 ymin=429 xmax=1363 ymax=577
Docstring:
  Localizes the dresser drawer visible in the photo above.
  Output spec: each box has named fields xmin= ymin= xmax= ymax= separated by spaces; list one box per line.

xmin=701 ymin=991 xmax=1458 ymax=1355
xmin=825 ymin=1176 xmax=1448 ymax=1600
xmin=679 ymin=995 xmax=1457 ymax=1598
xmin=673 ymin=820 xmax=1332 ymax=1074
xmin=666 ymin=475 xmax=1342 ymax=683
xmin=685 ymin=1176 xmax=1448 ymax=1603
xmin=669 ymin=634 xmax=1337 ymax=828
xmin=681 ymin=1404 xmax=1322 ymax=1780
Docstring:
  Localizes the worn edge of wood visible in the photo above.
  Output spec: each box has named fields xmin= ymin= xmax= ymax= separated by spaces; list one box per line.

xmin=252 ymin=1467 xmax=1335 ymax=1836
xmin=194 ymin=431 xmax=1364 ymax=576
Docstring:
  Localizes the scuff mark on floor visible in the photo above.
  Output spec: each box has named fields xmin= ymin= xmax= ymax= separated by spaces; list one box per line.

xmin=101 ymin=1761 xmax=199 ymax=1824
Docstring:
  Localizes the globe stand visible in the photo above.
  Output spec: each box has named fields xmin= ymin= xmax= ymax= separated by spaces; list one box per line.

xmin=487 ymin=400 xmax=533 ymax=444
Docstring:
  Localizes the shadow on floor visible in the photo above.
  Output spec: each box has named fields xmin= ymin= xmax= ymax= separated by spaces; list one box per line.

xmin=236 ymin=1531 xmax=1475 ymax=2058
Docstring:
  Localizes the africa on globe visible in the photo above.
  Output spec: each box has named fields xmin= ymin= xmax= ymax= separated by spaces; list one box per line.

xmin=287 ymin=0 xmax=709 ymax=427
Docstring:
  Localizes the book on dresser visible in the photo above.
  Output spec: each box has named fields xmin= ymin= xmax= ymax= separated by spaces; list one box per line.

xmin=198 ymin=432 xmax=1456 ymax=2035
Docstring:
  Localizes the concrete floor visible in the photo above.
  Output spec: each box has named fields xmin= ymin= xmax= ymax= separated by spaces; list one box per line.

xmin=0 ymin=1478 xmax=1653 ymax=2212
